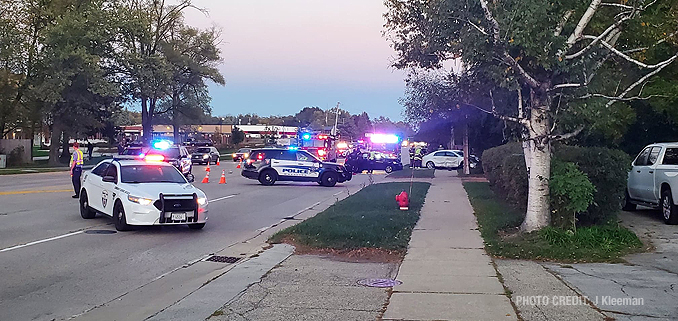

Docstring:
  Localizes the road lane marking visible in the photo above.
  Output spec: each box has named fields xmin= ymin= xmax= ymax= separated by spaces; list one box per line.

xmin=0 ymin=189 xmax=72 ymax=196
xmin=0 ymin=231 xmax=84 ymax=253
xmin=210 ymin=194 xmax=237 ymax=202
xmin=333 ymin=191 xmax=343 ymax=196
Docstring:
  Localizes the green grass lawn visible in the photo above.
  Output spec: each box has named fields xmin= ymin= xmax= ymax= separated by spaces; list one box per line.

xmin=386 ymin=166 xmax=435 ymax=179
xmin=463 ymin=182 xmax=643 ymax=262
xmin=270 ymin=182 xmax=431 ymax=252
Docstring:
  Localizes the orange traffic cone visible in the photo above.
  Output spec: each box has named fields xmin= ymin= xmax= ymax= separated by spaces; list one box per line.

xmin=206 ymin=164 xmax=211 ymax=172
xmin=236 ymin=162 xmax=241 ymax=169
xmin=201 ymin=171 xmax=210 ymax=183
xmin=219 ymin=170 xmax=226 ymax=184
xmin=217 ymin=159 xmax=220 ymax=166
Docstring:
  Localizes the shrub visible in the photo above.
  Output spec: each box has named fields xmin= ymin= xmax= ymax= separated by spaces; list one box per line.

xmin=7 ymin=146 xmax=25 ymax=166
xmin=550 ymin=160 xmax=596 ymax=230
xmin=555 ymin=146 xmax=631 ymax=224
xmin=481 ymin=143 xmax=631 ymax=226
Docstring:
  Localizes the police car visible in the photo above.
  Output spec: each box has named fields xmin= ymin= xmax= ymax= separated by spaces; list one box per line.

xmin=241 ymin=148 xmax=352 ymax=186
xmin=79 ymin=158 xmax=208 ymax=231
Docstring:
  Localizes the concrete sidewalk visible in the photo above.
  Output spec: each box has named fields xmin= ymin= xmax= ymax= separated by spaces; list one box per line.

xmin=383 ymin=171 xmax=516 ymax=320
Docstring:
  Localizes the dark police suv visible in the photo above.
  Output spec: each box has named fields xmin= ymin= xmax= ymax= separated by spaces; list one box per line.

xmin=241 ymin=148 xmax=352 ymax=187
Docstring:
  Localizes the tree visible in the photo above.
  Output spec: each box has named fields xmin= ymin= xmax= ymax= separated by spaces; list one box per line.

xmin=385 ymin=0 xmax=678 ymax=231
xmin=115 ymin=0 xmax=193 ymax=140
xmin=30 ymin=0 xmax=122 ymax=165
xmin=231 ymin=126 xmax=244 ymax=145
xmin=162 ymin=25 xmax=224 ymax=143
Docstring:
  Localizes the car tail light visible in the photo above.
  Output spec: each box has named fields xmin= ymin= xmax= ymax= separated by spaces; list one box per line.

xmin=257 ymin=154 xmax=264 ymax=160
xmin=145 ymin=154 xmax=164 ymax=162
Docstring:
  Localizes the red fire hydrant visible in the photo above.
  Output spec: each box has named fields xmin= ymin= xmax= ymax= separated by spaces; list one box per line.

xmin=395 ymin=191 xmax=409 ymax=211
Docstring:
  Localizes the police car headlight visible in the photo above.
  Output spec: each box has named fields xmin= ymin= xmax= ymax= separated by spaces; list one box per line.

xmin=128 ymin=195 xmax=153 ymax=206
xmin=197 ymin=197 xmax=207 ymax=206
xmin=202 ymin=154 xmax=209 ymax=159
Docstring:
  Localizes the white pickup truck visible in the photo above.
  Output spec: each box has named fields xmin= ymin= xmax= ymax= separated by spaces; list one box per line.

xmin=625 ymin=143 xmax=678 ymax=224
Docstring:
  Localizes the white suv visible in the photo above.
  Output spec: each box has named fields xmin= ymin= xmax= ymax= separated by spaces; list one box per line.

xmin=625 ymin=143 xmax=678 ymax=224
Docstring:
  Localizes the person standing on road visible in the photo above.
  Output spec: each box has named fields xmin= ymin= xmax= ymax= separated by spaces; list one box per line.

xmin=70 ymin=142 xmax=84 ymax=199
xmin=87 ymin=141 xmax=94 ymax=160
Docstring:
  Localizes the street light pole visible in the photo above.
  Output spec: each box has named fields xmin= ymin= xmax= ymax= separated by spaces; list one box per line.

xmin=332 ymin=102 xmax=340 ymax=136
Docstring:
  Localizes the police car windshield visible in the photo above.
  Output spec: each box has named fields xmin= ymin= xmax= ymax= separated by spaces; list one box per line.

xmin=196 ymin=147 xmax=211 ymax=153
xmin=148 ymin=147 xmax=181 ymax=159
xmin=121 ymin=148 xmax=142 ymax=155
xmin=120 ymin=165 xmax=187 ymax=183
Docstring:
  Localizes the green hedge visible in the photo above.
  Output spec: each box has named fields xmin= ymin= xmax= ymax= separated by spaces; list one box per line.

xmin=482 ymin=143 xmax=631 ymax=225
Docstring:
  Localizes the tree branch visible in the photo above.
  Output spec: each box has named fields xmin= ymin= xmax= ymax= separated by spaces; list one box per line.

xmin=580 ymin=93 xmax=668 ymax=101
xmin=566 ymin=0 xmax=603 ymax=48
xmin=565 ymin=14 xmax=633 ymax=60
xmin=478 ymin=0 xmax=541 ymax=88
xmin=600 ymin=2 xmax=634 ymax=10
xmin=550 ymin=126 xmax=585 ymax=141
xmin=592 ymin=36 xmax=677 ymax=69
xmin=605 ymin=52 xmax=678 ymax=107
xmin=554 ymin=10 xmax=574 ymax=37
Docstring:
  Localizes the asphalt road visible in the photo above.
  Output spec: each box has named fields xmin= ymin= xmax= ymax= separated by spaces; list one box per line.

xmin=0 ymin=161 xmax=375 ymax=321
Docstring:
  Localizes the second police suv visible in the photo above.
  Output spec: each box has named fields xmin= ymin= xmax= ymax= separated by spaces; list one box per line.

xmin=241 ymin=148 xmax=352 ymax=187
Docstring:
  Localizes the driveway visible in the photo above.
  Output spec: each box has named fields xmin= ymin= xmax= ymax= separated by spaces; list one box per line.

xmin=544 ymin=208 xmax=678 ymax=320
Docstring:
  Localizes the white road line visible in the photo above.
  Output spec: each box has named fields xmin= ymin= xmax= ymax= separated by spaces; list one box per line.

xmin=210 ymin=194 xmax=237 ymax=202
xmin=0 ymin=231 xmax=84 ymax=253
xmin=333 ymin=191 xmax=343 ymax=196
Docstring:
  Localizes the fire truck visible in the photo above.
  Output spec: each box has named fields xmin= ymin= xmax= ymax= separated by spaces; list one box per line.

xmin=295 ymin=131 xmax=338 ymax=162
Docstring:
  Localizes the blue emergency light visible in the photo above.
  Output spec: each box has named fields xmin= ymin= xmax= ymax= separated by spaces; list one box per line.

xmin=152 ymin=140 xmax=172 ymax=150
xmin=302 ymin=133 xmax=311 ymax=141
xmin=288 ymin=146 xmax=299 ymax=150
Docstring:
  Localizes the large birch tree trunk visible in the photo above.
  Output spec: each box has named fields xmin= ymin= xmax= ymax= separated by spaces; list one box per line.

xmin=521 ymin=102 xmax=551 ymax=232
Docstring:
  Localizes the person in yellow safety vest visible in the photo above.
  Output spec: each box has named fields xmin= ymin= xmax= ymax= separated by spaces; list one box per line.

xmin=413 ymin=147 xmax=423 ymax=168
xmin=70 ymin=142 xmax=84 ymax=199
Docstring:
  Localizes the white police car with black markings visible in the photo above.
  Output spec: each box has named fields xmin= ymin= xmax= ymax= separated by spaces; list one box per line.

xmin=79 ymin=158 xmax=208 ymax=231
xmin=241 ymin=148 xmax=352 ymax=187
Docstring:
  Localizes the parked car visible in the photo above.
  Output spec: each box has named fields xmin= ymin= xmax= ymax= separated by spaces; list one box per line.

xmin=625 ymin=143 xmax=678 ymax=224
xmin=345 ymin=151 xmax=403 ymax=174
xmin=232 ymin=148 xmax=252 ymax=162
xmin=191 ymin=146 xmax=220 ymax=165
xmin=422 ymin=150 xmax=478 ymax=170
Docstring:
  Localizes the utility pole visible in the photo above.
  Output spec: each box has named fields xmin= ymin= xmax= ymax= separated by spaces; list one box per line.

xmin=331 ymin=102 xmax=340 ymax=136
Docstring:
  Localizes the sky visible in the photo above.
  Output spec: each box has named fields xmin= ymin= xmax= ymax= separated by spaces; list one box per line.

xmin=180 ymin=0 xmax=408 ymax=121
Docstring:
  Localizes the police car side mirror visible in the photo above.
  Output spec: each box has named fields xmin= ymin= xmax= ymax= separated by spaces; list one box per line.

xmin=103 ymin=176 xmax=116 ymax=184
xmin=186 ymin=173 xmax=195 ymax=183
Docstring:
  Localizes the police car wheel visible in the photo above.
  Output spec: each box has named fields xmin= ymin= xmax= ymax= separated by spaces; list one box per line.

xmin=321 ymin=172 xmax=338 ymax=187
xmin=259 ymin=170 xmax=277 ymax=186
xmin=188 ymin=223 xmax=205 ymax=230
xmin=113 ymin=201 xmax=132 ymax=231
xmin=426 ymin=162 xmax=435 ymax=169
xmin=385 ymin=165 xmax=394 ymax=173
xmin=79 ymin=190 xmax=96 ymax=219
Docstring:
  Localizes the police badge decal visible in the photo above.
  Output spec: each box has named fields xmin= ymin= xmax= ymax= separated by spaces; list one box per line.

xmin=102 ymin=190 xmax=109 ymax=208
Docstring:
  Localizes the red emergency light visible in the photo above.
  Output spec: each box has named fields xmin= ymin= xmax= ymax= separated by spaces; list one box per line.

xmin=317 ymin=134 xmax=328 ymax=140
xmin=317 ymin=149 xmax=327 ymax=157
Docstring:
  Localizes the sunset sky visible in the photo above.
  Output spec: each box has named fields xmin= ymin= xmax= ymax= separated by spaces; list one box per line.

xmin=181 ymin=0 xmax=408 ymax=121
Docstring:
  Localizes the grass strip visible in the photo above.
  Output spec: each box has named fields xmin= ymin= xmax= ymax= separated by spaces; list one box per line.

xmin=270 ymin=182 xmax=431 ymax=251
xmin=386 ymin=166 xmax=435 ymax=179
xmin=463 ymin=182 xmax=643 ymax=263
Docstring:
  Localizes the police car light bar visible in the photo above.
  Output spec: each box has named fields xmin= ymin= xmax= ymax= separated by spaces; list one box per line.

xmin=370 ymin=134 xmax=399 ymax=144
xmin=288 ymin=146 xmax=299 ymax=150
xmin=145 ymin=154 xmax=165 ymax=162
xmin=152 ymin=140 xmax=172 ymax=150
